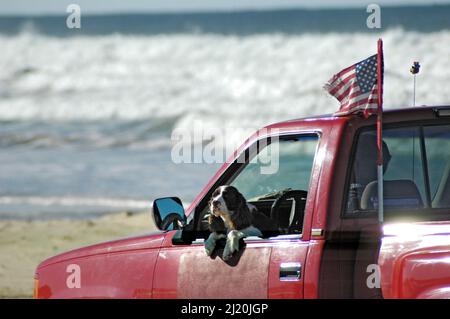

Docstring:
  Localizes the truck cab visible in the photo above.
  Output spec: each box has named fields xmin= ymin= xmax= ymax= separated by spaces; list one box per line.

xmin=34 ymin=106 xmax=450 ymax=299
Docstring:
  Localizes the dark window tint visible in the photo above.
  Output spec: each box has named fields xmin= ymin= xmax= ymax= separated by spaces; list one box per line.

xmin=424 ymin=125 xmax=450 ymax=208
xmin=346 ymin=123 xmax=450 ymax=215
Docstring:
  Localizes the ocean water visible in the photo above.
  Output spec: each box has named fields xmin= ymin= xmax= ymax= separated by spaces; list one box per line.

xmin=0 ymin=6 xmax=449 ymax=219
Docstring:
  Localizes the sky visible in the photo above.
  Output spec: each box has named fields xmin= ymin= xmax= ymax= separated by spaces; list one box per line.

xmin=1 ymin=0 xmax=450 ymax=15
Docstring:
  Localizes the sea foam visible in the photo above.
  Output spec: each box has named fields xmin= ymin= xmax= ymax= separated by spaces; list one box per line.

xmin=1 ymin=28 xmax=449 ymax=130
xmin=1 ymin=28 xmax=450 ymax=218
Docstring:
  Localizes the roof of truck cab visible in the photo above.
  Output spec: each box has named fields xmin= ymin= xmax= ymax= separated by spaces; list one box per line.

xmin=265 ymin=105 xmax=450 ymax=130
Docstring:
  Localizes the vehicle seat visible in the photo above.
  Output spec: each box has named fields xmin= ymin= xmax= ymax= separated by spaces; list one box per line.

xmin=433 ymin=160 xmax=450 ymax=208
xmin=360 ymin=180 xmax=424 ymax=210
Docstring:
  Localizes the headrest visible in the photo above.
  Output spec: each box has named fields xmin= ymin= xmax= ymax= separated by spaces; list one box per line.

xmin=354 ymin=135 xmax=392 ymax=186
xmin=360 ymin=180 xmax=424 ymax=210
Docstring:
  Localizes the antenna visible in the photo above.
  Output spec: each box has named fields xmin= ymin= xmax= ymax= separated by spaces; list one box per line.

xmin=410 ymin=61 xmax=420 ymax=106
xmin=409 ymin=62 xmax=420 ymax=185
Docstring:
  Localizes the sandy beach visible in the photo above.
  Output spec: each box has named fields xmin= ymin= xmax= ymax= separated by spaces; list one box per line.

xmin=0 ymin=212 xmax=156 ymax=298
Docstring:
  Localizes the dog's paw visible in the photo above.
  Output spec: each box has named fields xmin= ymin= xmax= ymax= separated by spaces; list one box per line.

xmin=222 ymin=248 xmax=233 ymax=261
xmin=204 ymin=234 xmax=217 ymax=256
xmin=229 ymin=230 xmax=245 ymax=253
xmin=204 ymin=240 xmax=214 ymax=256
xmin=222 ymin=230 xmax=240 ymax=260
xmin=204 ymin=232 xmax=226 ymax=256
xmin=222 ymin=253 xmax=232 ymax=261
xmin=222 ymin=237 xmax=234 ymax=260
xmin=230 ymin=231 xmax=239 ymax=253
xmin=205 ymin=237 xmax=216 ymax=255
xmin=205 ymin=247 xmax=213 ymax=256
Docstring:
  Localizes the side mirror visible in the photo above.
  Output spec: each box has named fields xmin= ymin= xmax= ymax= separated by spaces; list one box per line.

xmin=152 ymin=197 xmax=187 ymax=231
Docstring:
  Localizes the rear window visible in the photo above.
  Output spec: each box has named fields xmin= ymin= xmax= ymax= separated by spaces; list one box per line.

xmin=425 ymin=125 xmax=450 ymax=208
xmin=345 ymin=123 xmax=450 ymax=215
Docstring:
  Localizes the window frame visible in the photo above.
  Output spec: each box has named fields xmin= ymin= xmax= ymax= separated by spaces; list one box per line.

xmin=228 ymin=133 xmax=320 ymax=200
xmin=341 ymin=119 xmax=450 ymax=221
xmin=192 ymin=131 xmax=322 ymax=238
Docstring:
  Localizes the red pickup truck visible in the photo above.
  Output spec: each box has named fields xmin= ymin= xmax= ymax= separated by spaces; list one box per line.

xmin=34 ymin=106 xmax=450 ymax=299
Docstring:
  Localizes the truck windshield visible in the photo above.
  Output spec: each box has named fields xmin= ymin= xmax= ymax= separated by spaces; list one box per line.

xmin=230 ymin=135 xmax=319 ymax=201
xmin=346 ymin=123 xmax=450 ymax=215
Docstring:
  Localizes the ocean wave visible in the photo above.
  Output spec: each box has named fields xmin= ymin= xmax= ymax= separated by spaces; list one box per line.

xmin=1 ymin=25 xmax=449 ymax=219
xmin=0 ymin=118 xmax=178 ymax=149
xmin=0 ymin=28 xmax=449 ymax=149
xmin=0 ymin=195 xmax=152 ymax=209
xmin=0 ymin=196 xmax=194 ymax=220
xmin=0 ymin=196 xmax=151 ymax=220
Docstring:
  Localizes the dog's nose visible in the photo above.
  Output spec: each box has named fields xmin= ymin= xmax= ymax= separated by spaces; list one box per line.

xmin=212 ymin=200 xmax=220 ymax=207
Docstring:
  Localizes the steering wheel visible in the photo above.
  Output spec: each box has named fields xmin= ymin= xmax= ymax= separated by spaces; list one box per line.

xmin=270 ymin=190 xmax=308 ymax=233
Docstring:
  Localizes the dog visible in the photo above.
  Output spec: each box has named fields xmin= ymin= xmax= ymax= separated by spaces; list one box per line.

xmin=204 ymin=185 xmax=273 ymax=260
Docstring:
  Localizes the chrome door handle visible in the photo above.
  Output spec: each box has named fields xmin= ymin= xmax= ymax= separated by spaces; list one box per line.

xmin=279 ymin=262 xmax=302 ymax=281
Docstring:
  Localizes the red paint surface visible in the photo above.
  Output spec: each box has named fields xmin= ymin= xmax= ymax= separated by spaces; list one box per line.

xmin=153 ymin=232 xmax=272 ymax=299
xmin=36 ymin=233 xmax=165 ymax=298
xmin=379 ymin=222 xmax=450 ymax=299
xmin=34 ymin=107 xmax=450 ymax=299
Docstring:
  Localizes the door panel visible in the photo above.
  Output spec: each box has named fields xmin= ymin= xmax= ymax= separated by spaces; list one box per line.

xmin=268 ymin=236 xmax=309 ymax=298
xmin=153 ymin=232 xmax=271 ymax=298
xmin=153 ymin=232 xmax=310 ymax=299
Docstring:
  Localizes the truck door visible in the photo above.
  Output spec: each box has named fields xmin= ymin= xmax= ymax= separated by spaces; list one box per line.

xmin=266 ymin=234 xmax=310 ymax=298
xmin=152 ymin=133 xmax=320 ymax=298
xmin=153 ymin=232 xmax=272 ymax=298
xmin=153 ymin=232 xmax=310 ymax=298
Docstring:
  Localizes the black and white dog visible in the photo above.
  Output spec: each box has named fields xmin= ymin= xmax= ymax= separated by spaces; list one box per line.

xmin=205 ymin=185 xmax=273 ymax=260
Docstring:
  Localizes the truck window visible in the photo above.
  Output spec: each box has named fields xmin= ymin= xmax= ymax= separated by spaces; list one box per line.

xmin=425 ymin=125 xmax=450 ymax=208
xmin=197 ymin=134 xmax=319 ymax=237
xmin=345 ymin=123 xmax=450 ymax=216
xmin=230 ymin=135 xmax=319 ymax=201
xmin=220 ymin=134 xmax=320 ymax=236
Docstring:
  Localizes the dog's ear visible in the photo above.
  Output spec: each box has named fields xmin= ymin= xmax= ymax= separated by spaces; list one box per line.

xmin=232 ymin=191 xmax=253 ymax=230
xmin=237 ymin=190 xmax=250 ymax=212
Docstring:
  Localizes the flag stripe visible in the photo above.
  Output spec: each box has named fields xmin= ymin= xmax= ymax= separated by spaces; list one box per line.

xmin=337 ymin=83 xmax=359 ymax=103
xmin=325 ymin=67 xmax=355 ymax=92
xmin=347 ymin=98 xmax=378 ymax=110
xmin=342 ymin=85 xmax=378 ymax=107
xmin=325 ymin=54 xmax=380 ymax=116
xmin=328 ymin=70 xmax=356 ymax=96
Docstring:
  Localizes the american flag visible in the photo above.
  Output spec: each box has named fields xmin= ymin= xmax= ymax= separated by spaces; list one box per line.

xmin=324 ymin=54 xmax=381 ymax=116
